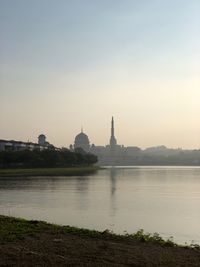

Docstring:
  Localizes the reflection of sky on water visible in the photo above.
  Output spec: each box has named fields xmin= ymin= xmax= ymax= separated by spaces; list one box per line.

xmin=1 ymin=167 xmax=200 ymax=245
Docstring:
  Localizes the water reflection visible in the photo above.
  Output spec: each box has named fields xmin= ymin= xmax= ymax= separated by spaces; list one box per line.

xmin=110 ymin=168 xmax=117 ymax=195
xmin=0 ymin=167 xmax=200 ymax=244
xmin=75 ymin=176 xmax=90 ymax=210
xmin=109 ymin=168 xmax=117 ymax=218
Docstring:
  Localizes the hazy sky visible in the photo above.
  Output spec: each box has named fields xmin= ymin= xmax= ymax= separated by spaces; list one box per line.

xmin=1 ymin=0 xmax=200 ymax=149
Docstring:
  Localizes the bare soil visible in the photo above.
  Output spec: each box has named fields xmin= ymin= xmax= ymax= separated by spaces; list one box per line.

xmin=1 ymin=231 xmax=200 ymax=267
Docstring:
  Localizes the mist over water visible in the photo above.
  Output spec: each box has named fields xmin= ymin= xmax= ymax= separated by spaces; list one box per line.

xmin=0 ymin=166 xmax=200 ymax=245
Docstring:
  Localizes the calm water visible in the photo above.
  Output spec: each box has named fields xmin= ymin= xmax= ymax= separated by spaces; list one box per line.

xmin=0 ymin=166 xmax=200 ymax=245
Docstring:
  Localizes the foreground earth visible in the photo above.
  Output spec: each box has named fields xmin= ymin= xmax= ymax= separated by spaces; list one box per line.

xmin=0 ymin=216 xmax=200 ymax=267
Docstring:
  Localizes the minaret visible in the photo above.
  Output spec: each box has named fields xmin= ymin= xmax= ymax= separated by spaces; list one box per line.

xmin=111 ymin=116 xmax=114 ymax=137
xmin=110 ymin=116 xmax=117 ymax=153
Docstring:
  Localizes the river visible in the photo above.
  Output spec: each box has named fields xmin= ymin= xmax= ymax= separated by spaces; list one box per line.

xmin=0 ymin=166 xmax=200 ymax=245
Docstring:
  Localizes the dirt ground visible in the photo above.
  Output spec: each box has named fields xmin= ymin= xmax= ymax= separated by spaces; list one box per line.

xmin=1 ymin=232 xmax=200 ymax=267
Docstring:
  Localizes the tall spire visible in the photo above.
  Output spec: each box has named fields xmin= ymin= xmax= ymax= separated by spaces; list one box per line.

xmin=110 ymin=116 xmax=117 ymax=152
xmin=111 ymin=116 xmax=114 ymax=137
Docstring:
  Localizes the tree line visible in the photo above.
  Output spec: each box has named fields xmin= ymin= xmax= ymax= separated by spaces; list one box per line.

xmin=0 ymin=149 xmax=98 ymax=168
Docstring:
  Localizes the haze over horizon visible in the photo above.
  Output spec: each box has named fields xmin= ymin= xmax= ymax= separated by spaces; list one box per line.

xmin=1 ymin=0 xmax=200 ymax=149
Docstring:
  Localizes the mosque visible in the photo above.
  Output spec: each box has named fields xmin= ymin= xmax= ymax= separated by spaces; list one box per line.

xmin=0 ymin=117 xmax=188 ymax=165
xmin=74 ymin=129 xmax=90 ymax=152
xmin=71 ymin=117 xmax=141 ymax=164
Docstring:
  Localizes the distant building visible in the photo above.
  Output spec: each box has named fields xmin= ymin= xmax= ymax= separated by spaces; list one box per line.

xmin=38 ymin=134 xmax=46 ymax=145
xmin=0 ymin=140 xmax=44 ymax=151
xmin=71 ymin=117 xmax=141 ymax=165
xmin=74 ymin=129 xmax=90 ymax=152
xmin=0 ymin=134 xmax=55 ymax=152
xmin=125 ymin=146 xmax=141 ymax=156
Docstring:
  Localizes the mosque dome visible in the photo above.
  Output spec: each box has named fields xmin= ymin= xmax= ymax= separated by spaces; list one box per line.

xmin=74 ymin=131 xmax=90 ymax=152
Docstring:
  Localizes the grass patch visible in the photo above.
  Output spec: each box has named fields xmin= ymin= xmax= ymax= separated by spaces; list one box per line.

xmin=1 ymin=215 xmax=199 ymax=251
xmin=129 ymin=229 xmax=175 ymax=247
xmin=0 ymin=215 xmax=106 ymax=242
xmin=0 ymin=166 xmax=100 ymax=177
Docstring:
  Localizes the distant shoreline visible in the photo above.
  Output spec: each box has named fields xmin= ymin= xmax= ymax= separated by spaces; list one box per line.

xmin=0 ymin=166 xmax=100 ymax=177
xmin=1 ymin=165 xmax=200 ymax=177
xmin=0 ymin=215 xmax=200 ymax=266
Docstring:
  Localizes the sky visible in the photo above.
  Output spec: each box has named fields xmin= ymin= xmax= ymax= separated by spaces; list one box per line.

xmin=0 ymin=0 xmax=200 ymax=149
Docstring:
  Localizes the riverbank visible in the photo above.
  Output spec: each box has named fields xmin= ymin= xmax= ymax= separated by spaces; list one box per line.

xmin=0 ymin=216 xmax=200 ymax=266
xmin=0 ymin=166 xmax=100 ymax=177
